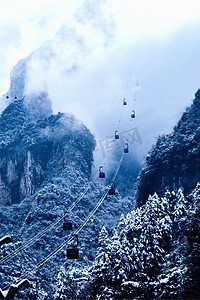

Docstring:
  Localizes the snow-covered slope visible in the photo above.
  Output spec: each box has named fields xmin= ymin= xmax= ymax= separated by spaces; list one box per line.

xmin=135 ymin=90 xmax=200 ymax=206
xmin=89 ymin=184 xmax=200 ymax=299
xmin=0 ymin=96 xmax=94 ymax=206
xmin=0 ymin=93 xmax=135 ymax=299
xmin=87 ymin=90 xmax=200 ymax=300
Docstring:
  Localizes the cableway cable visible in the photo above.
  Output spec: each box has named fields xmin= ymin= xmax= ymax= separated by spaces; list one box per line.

xmin=0 ymin=173 xmax=98 ymax=265
xmin=3 ymin=153 xmax=124 ymax=289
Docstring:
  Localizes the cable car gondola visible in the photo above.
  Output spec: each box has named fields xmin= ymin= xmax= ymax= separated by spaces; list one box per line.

xmin=131 ymin=110 xmax=135 ymax=119
xmin=63 ymin=212 xmax=72 ymax=230
xmin=0 ymin=235 xmax=11 ymax=246
xmin=67 ymin=234 xmax=79 ymax=259
xmin=99 ymin=166 xmax=105 ymax=178
xmin=115 ymin=130 xmax=119 ymax=139
xmin=123 ymin=98 xmax=127 ymax=105
xmin=108 ymin=181 xmax=115 ymax=195
xmin=124 ymin=143 xmax=129 ymax=153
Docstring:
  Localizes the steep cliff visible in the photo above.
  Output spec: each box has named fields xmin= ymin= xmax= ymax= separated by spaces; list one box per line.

xmin=0 ymin=96 xmax=95 ymax=205
xmin=0 ymin=66 xmax=136 ymax=299
xmin=87 ymin=90 xmax=200 ymax=300
xmin=135 ymin=90 xmax=200 ymax=206
xmin=0 ymin=98 xmax=134 ymax=299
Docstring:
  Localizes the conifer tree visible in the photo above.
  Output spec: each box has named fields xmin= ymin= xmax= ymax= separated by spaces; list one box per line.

xmin=89 ymin=226 xmax=111 ymax=299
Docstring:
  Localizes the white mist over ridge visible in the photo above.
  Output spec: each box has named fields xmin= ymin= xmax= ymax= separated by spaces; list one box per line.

xmin=1 ymin=0 xmax=200 ymax=160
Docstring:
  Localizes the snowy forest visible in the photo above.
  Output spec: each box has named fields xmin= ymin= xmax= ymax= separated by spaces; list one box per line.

xmin=0 ymin=82 xmax=199 ymax=299
xmin=0 ymin=1 xmax=200 ymax=299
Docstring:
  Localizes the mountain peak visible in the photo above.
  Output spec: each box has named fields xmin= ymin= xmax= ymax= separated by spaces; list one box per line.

xmin=135 ymin=90 xmax=200 ymax=206
xmin=195 ymin=89 xmax=200 ymax=99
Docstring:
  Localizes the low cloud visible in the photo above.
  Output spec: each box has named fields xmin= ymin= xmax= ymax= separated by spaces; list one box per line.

xmin=3 ymin=0 xmax=200 ymax=161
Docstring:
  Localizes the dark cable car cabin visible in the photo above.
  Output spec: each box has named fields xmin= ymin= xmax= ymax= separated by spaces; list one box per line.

xmin=63 ymin=212 xmax=72 ymax=230
xmin=14 ymin=96 xmax=17 ymax=99
xmin=6 ymin=95 xmax=9 ymax=99
xmin=124 ymin=143 xmax=129 ymax=153
xmin=123 ymin=98 xmax=127 ymax=105
xmin=0 ymin=235 xmax=11 ymax=246
xmin=99 ymin=166 xmax=105 ymax=178
xmin=67 ymin=234 xmax=79 ymax=259
xmin=63 ymin=221 xmax=72 ymax=230
xmin=115 ymin=130 xmax=119 ymax=139
xmin=131 ymin=110 xmax=136 ymax=119
xmin=108 ymin=181 xmax=115 ymax=195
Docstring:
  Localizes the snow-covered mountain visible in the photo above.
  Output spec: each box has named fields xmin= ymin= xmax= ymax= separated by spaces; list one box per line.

xmin=0 ymin=90 xmax=135 ymax=299
xmin=135 ymin=90 xmax=200 ymax=206
xmin=0 ymin=6 xmax=199 ymax=295
xmin=0 ymin=85 xmax=199 ymax=299
xmin=88 ymin=185 xmax=200 ymax=299
xmin=0 ymin=94 xmax=93 ymax=206
xmin=5 ymin=0 xmax=114 ymax=105
xmin=87 ymin=91 xmax=200 ymax=299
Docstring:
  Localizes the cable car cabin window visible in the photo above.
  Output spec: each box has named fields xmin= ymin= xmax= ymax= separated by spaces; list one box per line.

xmin=63 ymin=221 xmax=72 ymax=230
xmin=99 ymin=172 xmax=105 ymax=178
xmin=67 ymin=247 xmax=79 ymax=259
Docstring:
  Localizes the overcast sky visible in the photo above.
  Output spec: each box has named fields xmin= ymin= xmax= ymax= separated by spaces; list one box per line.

xmin=1 ymin=0 xmax=200 ymax=159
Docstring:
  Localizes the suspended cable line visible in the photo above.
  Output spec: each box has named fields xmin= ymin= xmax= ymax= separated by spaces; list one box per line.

xmin=3 ymin=153 xmax=124 ymax=290
xmin=3 ymin=190 xmax=108 ymax=289
xmin=111 ymin=153 xmax=124 ymax=182
xmin=118 ymin=104 xmax=125 ymax=124
xmin=0 ymin=173 xmax=98 ymax=265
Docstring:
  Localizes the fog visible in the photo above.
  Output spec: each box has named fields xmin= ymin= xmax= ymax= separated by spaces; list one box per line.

xmin=1 ymin=0 xmax=200 ymax=161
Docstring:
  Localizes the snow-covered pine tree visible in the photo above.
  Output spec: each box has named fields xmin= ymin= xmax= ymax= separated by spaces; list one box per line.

xmin=156 ymin=190 xmax=188 ymax=298
xmin=89 ymin=226 xmax=111 ymax=299
xmin=89 ymin=193 xmax=175 ymax=299
xmin=54 ymin=266 xmax=68 ymax=300
xmin=182 ymin=183 xmax=200 ymax=298
xmin=119 ymin=193 xmax=173 ymax=299
xmin=54 ymin=266 xmax=80 ymax=300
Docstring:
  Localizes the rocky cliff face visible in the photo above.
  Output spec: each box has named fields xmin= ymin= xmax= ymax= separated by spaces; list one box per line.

xmin=135 ymin=90 xmax=200 ymax=206
xmin=0 ymin=96 xmax=95 ymax=206
xmin=0 ymin=93 xmax=135 ymax=300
